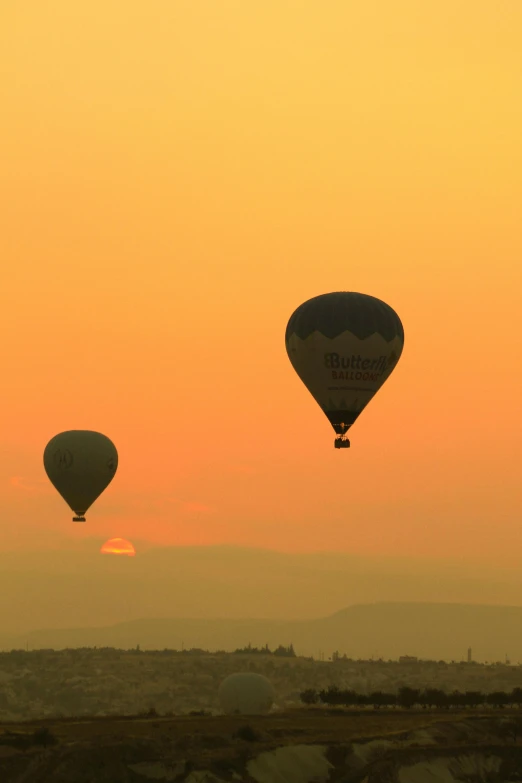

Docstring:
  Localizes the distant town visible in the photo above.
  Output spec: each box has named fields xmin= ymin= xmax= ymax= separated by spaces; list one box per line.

xmin=2 ymin=644 xmax=522 ymax=723
xmin=1 ymin=643 xmax=518 ymax=666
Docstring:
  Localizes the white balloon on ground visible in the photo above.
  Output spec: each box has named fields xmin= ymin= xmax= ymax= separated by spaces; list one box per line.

xmin=218 ymin=672 xmax=275 ymax=715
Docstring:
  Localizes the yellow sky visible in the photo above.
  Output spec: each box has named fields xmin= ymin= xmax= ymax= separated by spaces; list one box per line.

xmin=1 ymin=0 xmax=522 ymax=563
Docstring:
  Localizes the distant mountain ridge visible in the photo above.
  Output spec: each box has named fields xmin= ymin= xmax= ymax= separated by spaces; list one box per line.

xmin=1 ymin=545 xmax=522 ymax=639
xmin=5 ymin=602 xmax=522 ymax=662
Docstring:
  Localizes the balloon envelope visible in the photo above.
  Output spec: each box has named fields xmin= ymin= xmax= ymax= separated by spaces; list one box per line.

xmin=285 ymin=292 xmax=404 ymax=438
xmin=218 ymin=672 xmax=275 ymax=715
xmin=43 ymin=430 xmax=118 ymax=520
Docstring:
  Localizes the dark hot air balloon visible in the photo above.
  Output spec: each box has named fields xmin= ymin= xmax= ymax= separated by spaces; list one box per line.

xmin=43 ymin=430 xmax=118 ymax=521
xmin=285 ymin=292 xmax=404 ymax=448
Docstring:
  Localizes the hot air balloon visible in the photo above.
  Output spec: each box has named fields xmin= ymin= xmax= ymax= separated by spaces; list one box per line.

xmin=43 ymin=430 xmax=118 ymax=521
xmin=218 ymin=673 xmax=275 ymax=715
xmin=285 ymin=292 xmax=404 ymax=448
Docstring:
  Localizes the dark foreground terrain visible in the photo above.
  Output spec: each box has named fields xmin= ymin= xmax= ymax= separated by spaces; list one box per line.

xmin=2 ymin=709 xmax=522 ymax=782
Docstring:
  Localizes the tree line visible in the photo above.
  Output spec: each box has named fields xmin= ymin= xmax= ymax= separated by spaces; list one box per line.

xmin=1 ymin=644 xmax=297 ymax=658
xmin=300 ymin=685 xmax=522 ymax=709
xmin=233 ymin=644 xmax=296 ymax=657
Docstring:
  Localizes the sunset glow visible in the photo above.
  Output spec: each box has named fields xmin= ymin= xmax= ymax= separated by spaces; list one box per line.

xmin=100 ymin=538 xmax=136 ymax=557
xmin=1 ymin=0 xmax=522 ymax=566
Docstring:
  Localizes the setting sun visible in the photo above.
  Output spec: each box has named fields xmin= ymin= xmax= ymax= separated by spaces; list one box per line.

xmin=100 ymin=538 xmax=136 ymax=557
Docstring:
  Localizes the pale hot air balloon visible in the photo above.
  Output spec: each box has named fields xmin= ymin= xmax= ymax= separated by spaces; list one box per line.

xmin=43 ymin=430 xmax=118 ymax=521
xmin=285 ymin=292 xmax=404 ymax=448
xmin=218 ymin=672 xmax=275 ymax=715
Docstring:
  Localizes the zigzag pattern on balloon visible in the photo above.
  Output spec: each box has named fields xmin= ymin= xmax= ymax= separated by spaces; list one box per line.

xmin=285 ymin=292 xmax=404 ymax=343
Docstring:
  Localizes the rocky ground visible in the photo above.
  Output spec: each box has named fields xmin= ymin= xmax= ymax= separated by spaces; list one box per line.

xmin=2 ymin=710 xmax=522 ymax=782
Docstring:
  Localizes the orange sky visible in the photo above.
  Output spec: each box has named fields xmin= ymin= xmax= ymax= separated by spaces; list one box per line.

xmin=1 ymin=0 xmax=521 ymax=563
